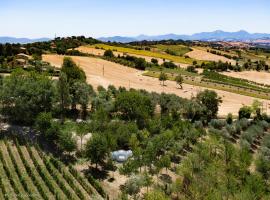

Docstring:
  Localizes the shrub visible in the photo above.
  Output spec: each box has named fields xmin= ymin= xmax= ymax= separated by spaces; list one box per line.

xmin=238 ymin=118 xmax=250 ymax=131
xmin=209 ymin=119 xmax=227 ymax=129
xmin=225 ymin=124 xmax=237 ymax=136
xmin=240 ymin=139 xmax=251 ymax=150
xmin=104 ymin=49 xmax=114 ymax=57
xmin=194 ymin=121 xmax=203 ymax=129
xmin=257 ymin=120 xmax=269 ymax=131
xmin=162 ymin=61 xmax=177 ymax=69
xmin=239 ymin=106 xmax=252 ymax=119
xmin=226 ymin=113 xmax=233 ymax=124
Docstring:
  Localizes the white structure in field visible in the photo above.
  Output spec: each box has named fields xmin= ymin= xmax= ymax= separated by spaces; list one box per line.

xmin=111 ymin=150 xmax=133 ymax=162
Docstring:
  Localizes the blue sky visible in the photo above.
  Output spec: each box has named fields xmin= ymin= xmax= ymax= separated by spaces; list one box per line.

xmin=0 ymin=0 xmax=270 ymax=38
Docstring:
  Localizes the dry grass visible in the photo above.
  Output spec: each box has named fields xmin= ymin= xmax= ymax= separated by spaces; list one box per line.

xmin=43 ymin=54 xmax=270 ymax=116
xmin=185 ymin=48 xmax=236 ymax=65
xmin=76 ymin=46 xmax=189 ymax=68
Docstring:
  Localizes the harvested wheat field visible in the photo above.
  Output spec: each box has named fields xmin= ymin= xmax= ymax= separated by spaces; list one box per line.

xmin=43 ymin=54 xmax=270 ymax=116
xmin=76 ymin=46 xmax=189 ymax=68
xmin=222 ymin=71 xmax=270 ymax=85
xmin=185 ymin=48 xmax=236 ymax=65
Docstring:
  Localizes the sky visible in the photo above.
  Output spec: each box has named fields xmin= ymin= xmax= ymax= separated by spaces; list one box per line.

xmin=0 ymin=0 xmax=270 ymax=38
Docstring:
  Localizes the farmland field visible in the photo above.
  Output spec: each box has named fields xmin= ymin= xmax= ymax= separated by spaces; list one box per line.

xmin=0 ymin=137 xmax=101 ymax=200
xmin=87 ymin=44 xmax=197 ymax=65
xmin=185 ymin=48 xmax=237 ymax=65
xmin=43 ymin=54 xmax=270 ymax=116
xmin=154 ymin=44 xmax=192 ymax=56
xmin=76 ymin=46 xmax=187 ymax=66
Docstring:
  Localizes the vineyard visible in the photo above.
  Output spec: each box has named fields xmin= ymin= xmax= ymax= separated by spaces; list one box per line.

xmin=0 ymin=136 xmax=102 ymax=200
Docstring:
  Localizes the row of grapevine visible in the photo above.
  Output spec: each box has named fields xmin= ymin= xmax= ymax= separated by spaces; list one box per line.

xmin=0 ymin=141 xmax=29 ymax=200
xmin=26 ymin=144 xmax=66 ymax=199
xmin=40 ymin=152 xmax=80 ymax=200
xmin=14 ymin=138 xmax=54 ymax=200
xmin=48 ymin=156 xmax=91 ymax=199
xmin=5 ymin=139 xmax=42 ymax=200
xmin=0 ymin=160 xmax=17 ymax=200
xmin=0 ymin=136 xmax=103 ymax=200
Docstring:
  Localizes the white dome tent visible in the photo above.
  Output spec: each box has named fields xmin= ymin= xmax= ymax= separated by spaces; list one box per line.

xmin=111 ymin=150 xmax=133 ymax=162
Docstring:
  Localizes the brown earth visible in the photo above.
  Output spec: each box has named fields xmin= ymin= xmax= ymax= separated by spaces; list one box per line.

xmin=43 ymin=54 xmax=270 ymax=116
xmin=185 ymin=48 xmax=236 ymax=65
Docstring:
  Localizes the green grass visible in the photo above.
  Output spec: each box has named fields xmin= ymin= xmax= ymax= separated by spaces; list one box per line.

xmin=154 ymin=44 xmax=192 ymax=56
xmin=89 ymin=44 xmax=197 ymax=64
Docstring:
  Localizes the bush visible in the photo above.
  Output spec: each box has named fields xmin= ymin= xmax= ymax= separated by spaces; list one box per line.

xmin=162 ymin=61 xmax=177 ymax=69
xmin=238 ymin=118 xmax=250 ymax=131
xmin=186 ymin=65 xmax=198 ymax=73
xmin=209 ymin=119 xmax=227 ymax=129
xmin=239 ymin=106 xmax=252 ymax=119
xmin=225 ymin=124 xmax=237 ymax=136
xmin=226 ymin=113 xmax=233 ymax=124
xmin=104 ymin=49 xmax=114 ymax=57
xmin=194 ymin=121 xmax=203 ymax=129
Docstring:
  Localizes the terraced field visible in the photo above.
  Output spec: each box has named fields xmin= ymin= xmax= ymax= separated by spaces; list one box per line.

xmin=0 ymin=137 xmax=102 ymax=200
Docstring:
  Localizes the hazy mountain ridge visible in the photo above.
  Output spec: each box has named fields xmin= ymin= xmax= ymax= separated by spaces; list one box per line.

xmin=99 ymin=30 xmax=270 ymax=43
xmin=0 ymin=37 xmax=51 ymax=44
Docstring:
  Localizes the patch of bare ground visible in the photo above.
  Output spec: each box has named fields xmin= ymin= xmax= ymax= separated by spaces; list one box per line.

xmin=185 ymin=48 xmax=236 ymax=65
xmin=43 ymin=54 xmax=270 ymax=116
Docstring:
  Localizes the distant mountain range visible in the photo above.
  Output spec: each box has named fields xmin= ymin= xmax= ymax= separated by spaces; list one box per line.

xmin=0 ymin=37 xmax=51 ymax=44
xmin=2 ymin=30 xmax=270 ymax=44
xmin=99 ymin=30 xmax=270 ymax=43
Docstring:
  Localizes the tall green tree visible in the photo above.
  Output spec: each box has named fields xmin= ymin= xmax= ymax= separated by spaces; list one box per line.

xmin=57 ymin=72 xmax=70 ymax=124
xmin=85 ymin=134 xmax=108 ymax=168
xmin=196 ymin=90 xmax=222 ymax=121
xmin=159 ymin=72 xmax=167 ymax=86
xmin=61 ymin=57 xmax=86 ymax=110
xmin=175 ymin=74 xmax=183 ymax=89
xmin=72 ymin=81 xmax=93 ymax=119
xmin=115 ymin=91 xmax=154 ymax=128
xmin=58 ymin=130 xmax=77 ymax=154
xmin=0 ymin=69 xmax=55 ymax=124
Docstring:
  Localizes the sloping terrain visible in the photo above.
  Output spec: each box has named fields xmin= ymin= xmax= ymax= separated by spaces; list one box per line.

xmin=221 ymin=71 xmax=270 ymax=85
xmin=43 ymin=54 xmax=270 ymax=116
xmin=0 ymin=137 xmax=101 ymax=200
xmin=185 ymin=48 xmax=236 ymax=65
